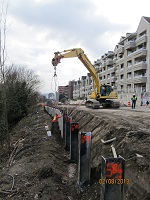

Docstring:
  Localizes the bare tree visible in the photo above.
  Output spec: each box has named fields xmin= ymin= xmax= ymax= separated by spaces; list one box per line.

xmin=0 ymin=1 xmax=10 ymax=150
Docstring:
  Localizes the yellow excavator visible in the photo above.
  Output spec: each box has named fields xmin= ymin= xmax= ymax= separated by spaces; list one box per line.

xmin=52 ymin=48 xmax=120 ymax=109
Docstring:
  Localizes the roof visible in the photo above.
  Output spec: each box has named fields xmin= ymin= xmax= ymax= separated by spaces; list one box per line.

xmin=87 ymin=73 xmax=91 ymax=77
xmin=143 ymin=16 xmax=150 ymax=23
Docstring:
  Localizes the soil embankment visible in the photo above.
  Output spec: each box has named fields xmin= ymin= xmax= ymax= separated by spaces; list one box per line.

xmin=70 ymin=106 xmax=150 ymax=199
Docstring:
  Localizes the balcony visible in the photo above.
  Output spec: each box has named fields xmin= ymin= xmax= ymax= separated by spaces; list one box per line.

xmin=115 ymin=70 xmax=119 ymax=76
xmin=136 ymin=35 xmax=147 ymax=46
xmin=117 ymin=46 xmax=124 ymax=54
xmin=125 ymin=41 xmax=136 ymax=50
xmin=133 ymin=48 xmax=147 ymax=58
xmin=101 ymin=70 xmax=106 ymax=74
xmin=116 ymin=57 xmax=124 ymax=64
xmin=106 ymin=58 xmax=113 ymax=66
xmin=127 ymin=64 xmax=132 ymax=72
xmin=120 ymin=68 xmax=124 ymax=74
xmin=110 ymin=66 xmax=116 ymax=73
xmin=133 ymin=61 xmax=147 ymax=71
xmin=113 ymin=58 xmax=117 ymax=63
xmin=133 ymin=76 xmax=147 ymax=83
xmin=111 ymin=77 xmax=116 ymax=82
xmin=126 ymin=78 xmax=133 ymax=84
xmin=102 ymin=62 xmax=106 ymax=67
xmin=120 ymin=79 xmax=124 ymax=83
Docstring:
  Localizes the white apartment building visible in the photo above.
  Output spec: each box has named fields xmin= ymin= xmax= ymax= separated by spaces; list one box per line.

xmin=73 ymin=16 xmax=150 ymax=105
xmin=73 ymin=74 xmax=93 ymax=99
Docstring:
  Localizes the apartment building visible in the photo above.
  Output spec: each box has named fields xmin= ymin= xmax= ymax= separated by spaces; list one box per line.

xmin=68 ymin=80 xmax=76 ymax=99
xmin=58 ymin=86 xmax=65 ymax=95
xmin=73 ymin=73 xmax=93 ymax=99
xmin=58 ymin=80 xmax=76 ymax=101
xmin=73 ymin=16 xmax=150 ymax=105
xmin=114 ymin=16 xmax=149 ymax=104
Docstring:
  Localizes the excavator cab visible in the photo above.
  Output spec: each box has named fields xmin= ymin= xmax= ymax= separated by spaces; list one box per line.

xmin=100 ymin=85 xmax=113 ymax=96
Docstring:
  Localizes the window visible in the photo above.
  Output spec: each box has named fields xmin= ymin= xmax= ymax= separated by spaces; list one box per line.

xmin=127 ymin=84 xmax=132 ymax=93
xmin=127 ymin=60 xmax=132 ymax=67
xmin=121 ymin=63 xmax=124 ymax=69
xmin=120 ymin=74 xmax=124 ymax=79
xmin=127 ymin=72 xmax=132 ymax=79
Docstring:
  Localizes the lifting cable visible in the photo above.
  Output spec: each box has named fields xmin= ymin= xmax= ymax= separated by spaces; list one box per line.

xmin=51 ymin=63 xmax=84 ymax=113
xmin=51 ymin=66 xmax=59 ymax=95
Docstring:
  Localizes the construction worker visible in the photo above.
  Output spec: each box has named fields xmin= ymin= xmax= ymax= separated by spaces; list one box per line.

xmin=51 ymin=113 xmax=62 ymax=134
xmin=146 ymin=100 xmax=149 ymax=106
xmin=131 ymin=94 xmax=137 ymax=109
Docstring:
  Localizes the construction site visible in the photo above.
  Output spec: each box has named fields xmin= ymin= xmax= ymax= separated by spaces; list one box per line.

xmin=0 ymin=103 xmax=149 ymax=200
xmin=0 ymin=14 xmax=150 ymax=200
xmin=1 ymin=0 xmax=150 ymax=197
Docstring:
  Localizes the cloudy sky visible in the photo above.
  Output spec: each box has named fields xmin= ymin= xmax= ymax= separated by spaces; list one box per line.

xmin=2 ymin=0 xmax=150 ymax=93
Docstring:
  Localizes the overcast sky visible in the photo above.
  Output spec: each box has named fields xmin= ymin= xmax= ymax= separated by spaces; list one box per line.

xmin=2 ymin=0 xmax=150 ymax=93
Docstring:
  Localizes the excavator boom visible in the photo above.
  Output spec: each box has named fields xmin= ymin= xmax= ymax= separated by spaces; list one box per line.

xmin=52 ymin=48 xmax=100 ymax=97
xmin=52 ymin=48 xmax=120 ymax=109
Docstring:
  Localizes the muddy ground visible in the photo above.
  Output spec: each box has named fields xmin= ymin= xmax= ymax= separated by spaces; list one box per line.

xmin=0 ymin=105 xmax=150 ymax=200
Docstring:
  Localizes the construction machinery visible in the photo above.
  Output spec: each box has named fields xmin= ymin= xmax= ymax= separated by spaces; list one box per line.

xmin=51 ymin=48 xmax=120 ymax=109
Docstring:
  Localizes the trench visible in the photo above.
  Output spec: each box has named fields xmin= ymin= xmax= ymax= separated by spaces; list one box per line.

xmin=66 ymin=107 xmax=150 ymax=199
xmin=68 ymin=164 xmax=77 ymax=178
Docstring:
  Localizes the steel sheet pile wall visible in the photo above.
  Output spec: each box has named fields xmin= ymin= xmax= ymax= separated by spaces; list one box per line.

xmin=44 ymin=106 xmax=92 ymax=187
xmin=44 ymin=106 xmax=128 ymax=199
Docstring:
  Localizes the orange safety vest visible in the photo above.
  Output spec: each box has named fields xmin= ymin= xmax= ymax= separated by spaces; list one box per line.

xmin=52 ymin=114 xmax=61 ymax=122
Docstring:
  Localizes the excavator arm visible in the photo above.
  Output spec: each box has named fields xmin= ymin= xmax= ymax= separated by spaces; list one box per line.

xmin=52 ymin=48 xmax=120 ymax=109
xmin=52 ymin=48 xmax=100 ymax=98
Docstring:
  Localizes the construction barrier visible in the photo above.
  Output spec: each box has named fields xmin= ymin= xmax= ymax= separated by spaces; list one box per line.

xmin=128 ymin=101 xmax=131 ymax=107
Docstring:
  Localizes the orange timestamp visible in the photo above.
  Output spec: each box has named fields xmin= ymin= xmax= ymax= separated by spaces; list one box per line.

xmin=99 ymin=178 xmax=130 ymax=185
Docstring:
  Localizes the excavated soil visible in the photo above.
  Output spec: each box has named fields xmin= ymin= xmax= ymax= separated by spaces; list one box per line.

xmin=0 ymin=105 xmax=150 ymax=200
xmin=70 ymin=106 xmax=150 ymax=200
